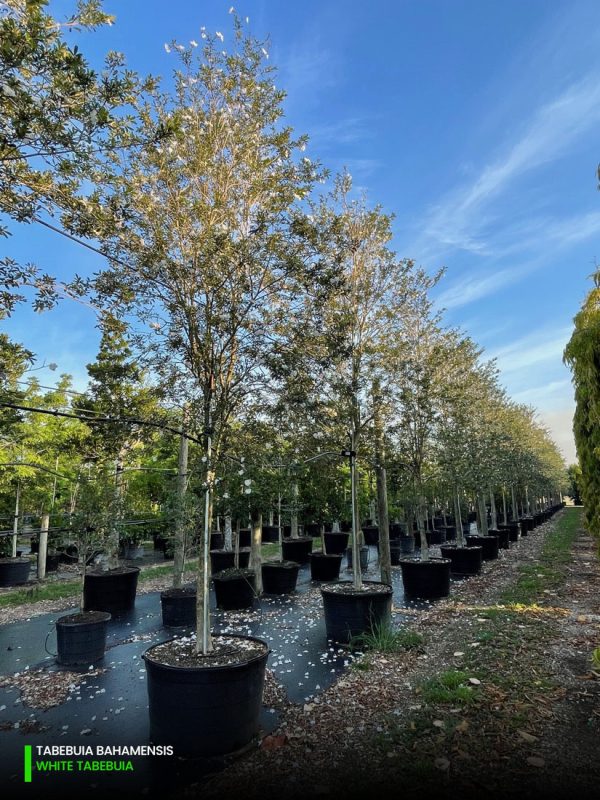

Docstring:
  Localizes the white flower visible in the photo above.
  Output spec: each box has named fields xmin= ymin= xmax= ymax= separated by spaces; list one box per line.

xmin=245 ymin=16 xmax=249 ymax=23
xmin=164 ymin=43 xmax=171 ymax=53
xmin=216 ymin=31 xmax=224 ymax=42
xmin=201 ymin=32 xmax=207 ymax=39
xmin=190 ymin=40 xmax=198 ymax=47
xmin=299 ymin=143 xmax=306 ymax=151
xmin=175 ymin=43 xmax=185 ymax=52
xmin=149 ymin=322 xmax=161 ymax=330
xmin=229 ymin=6 xmax=235 ymax=12
xmin=261 ymin=47 xmax=269 ymax=58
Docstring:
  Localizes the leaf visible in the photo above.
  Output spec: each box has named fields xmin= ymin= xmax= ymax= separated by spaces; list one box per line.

xmin=518 ymin=730 xmax=538 ymax=743
xmin=468 ymin=677 xmax=481 ymax=685
xmin=434 ymin=757 xmax=450 ymax=771
xmin=455 ymin=719 xmax=469 ymax=733
xmin=526 ymin=756 xmax=545 ymax=768
xmin=433 ymin=719 xmax=445 ymax=728
xmin=260 ymin=734 xmax=288 ymax=751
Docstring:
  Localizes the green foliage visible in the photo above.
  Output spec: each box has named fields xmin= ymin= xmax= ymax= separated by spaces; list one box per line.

xmin=350 ymin=622 xmax=424 ymax=653
xmin=567 ymin=463 xmax=583 ymax=504
xmin=564 ymin=281 xmax=600 ymax=542
xmin=420 ymin=670 xmax=476 ymax=705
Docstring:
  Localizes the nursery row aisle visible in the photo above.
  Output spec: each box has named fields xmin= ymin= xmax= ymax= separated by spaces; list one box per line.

xmin=196 ymin=508 xmax=600 ymax=800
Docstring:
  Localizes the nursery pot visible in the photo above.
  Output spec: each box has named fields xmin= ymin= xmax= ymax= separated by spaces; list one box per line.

xmin=507 ymin=521 xmax=520 ymax=542
xmin=310 ymin=552 xmax=343 ymax=581
xmin=237 ymin=529 xmax=252 ymax=548
xmin=83 ymin=567 xmax=140 ymax=615
xmin=210 ymin=549 xmax=235 ymax=573
xmin=399 ymin=535 xmax=416 ymax=555
xmin=390 ymin=541 xmax=402 ymax=565
xmin=323 ymin=531 xmax=350 ymax=554
xmin=346 ymin=545 xmax=369 ymax=570
xmin=210 ymin=532 xmax=224 ymax=550
xmin=56 ymin=610 xmax=111 ymax=666
xmin=45 ymin=553 xmax=61 ymax=573
xmin=160 ymin=587 xmax=196 ymax=627
xmin=261 ymin=561 xmax=300 ymax=594
xmin=389 ymin=522 xmax=408 ymax=540
xmin=440 ymin=544 xmax=483 ymax=576
xmin=518 ymin=518 xmax=529 ymax=537
xmin=490 ymin=527 xmax=510 ymax=549
xmin=442 ymin=525 xmax=457 ymax=542
xmin=399 ymin=557 xmax=451 ymax=600
xmin=320 ymin=581 xmax=393 ymax=644
xmin=261 ymin=525 xmax=279 ymax=543
xmin=143 ymin=633 xmax=269 ymax=757
xmin=0 ymin=557 xmax=31 ymax=587
xmin=281 ymin=536 xmax=312 ymax=564
xmin=426 ymin=528 xmax=446 ymax=545
xmin=465 ymin=534 xmax=499 ymax=561
xmin=361 ymin=525 xmax=379 ymax=545
xmin=304 ymin=523 xmax=321 ymax=538
xmin=213 ymin=569 xmax=256 ymax=610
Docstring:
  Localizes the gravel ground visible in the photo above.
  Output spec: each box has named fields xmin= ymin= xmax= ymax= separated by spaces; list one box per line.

xmin=187 ymin=511 xmax=600 ymax=800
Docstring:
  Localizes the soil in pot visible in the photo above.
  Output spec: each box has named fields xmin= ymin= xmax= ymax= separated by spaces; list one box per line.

xmin=143 ymin=634 xmax=269 ymax=757
xmin=261 ymin=560 xmax=300 ymax=594
xmin=281 ymin=537 xmax=312 ymax=564
xmin=0 ymin=557 xmax=31 ymax=587
xmin=323 ymin=531 xmax=349 ymax=554
xmin=56 ymin=610 xmax=111 ymax=666
xmin=465 ymin=534 xmax=499 ymax=561
xmin=160 ymin=587 xmax=196 ymax=627
xmin=399 ymin=557 xmax=451 ymax=600
xmin=213 ymin=568 xmax=256 ymax=610
xmin=440 ymin=544 xmax=483 ymax=576
xmin=83 ymin=567 xmax=140 ymax=615
xmin=310 ymin=552 xmax=343 ymax=581
xmin=320 ymin=581 xmax=393 ymax=644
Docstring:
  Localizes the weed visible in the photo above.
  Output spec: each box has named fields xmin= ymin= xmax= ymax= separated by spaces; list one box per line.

xmin=421 ymin=670 xmax=475 ymax=705
xmin=350 ymin=621 xmax=424 ymax=654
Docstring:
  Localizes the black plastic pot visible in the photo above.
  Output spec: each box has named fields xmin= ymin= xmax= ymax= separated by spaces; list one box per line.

xmin=361 ymin=526 xmax=379 ymax=545
xmin=346 ymin=546 xmax=369 ymax=570
xmin=83 ymin=567 xmax=140 ymax=615
xmin=518 ymin=518 xmax=529 ymax=537
xmin=310 ymin=552 xmax=343 ymax=581
xmin=443 ymin=525 xmax=457 ymax=542
xmin=0 ymin=557 xmax=31 ymax=587
xmin=56 ymin=611 xmax=111 ymax=666
xmin=399 ymin=557 xmax=451 ymax=599
xmin=45 ymin=553 xmax=61 ymax=573
xmin=426 ymin=528 xmax=446 ymax=545
xmin=390 ymin=542 xmax=402 ymax=565
xmin=143 ymin=634 xmax=269 ymax=756
xmin=340 ymin=520 xmax=352 ymax=533
xmin=390 ymin=522 xmax=408 ymax=540
xmin=261 ymin=525 xmax=279 ymax=543
xmin=320 ymin=581 xmax=393 ymax=644
xmin=281 ymin=537 xmax=312 ymax=564
xmin=323 ymin=531 xmax=349 ymax=554
xmin=304 ymin=523 xmax=321 ymax=538
xmin=466 ymin=534 xmax=499 ymax=561
xmin=210 ymin=532 xmax=224 ymax=550
xmin=238 ymin=529 xmax=251 ymax=548
xmin=213 ymin=569 xmax=256 ymax=610
xmin=440 ymin=544 xmax=483 ymax=576
xmin=160 ymin=587 xmax=196 ymax=627
xmin=60 ymin=545 xmax=78 ymax=564
xmin=491 ymin=527 xmax=510 ymax=549
xmin=210 ymin=549 xmax=235 ymax=573
xmin=507 ymin=521 xmax=520 ymax=542
xmin=399 ymin=535 xmax=416 ymax=555
xmin=261 ymin=561 xmax=300 ymax=594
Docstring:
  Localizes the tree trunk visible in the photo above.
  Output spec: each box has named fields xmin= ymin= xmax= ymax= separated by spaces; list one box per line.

xmin=502 ymin=488 xmax=508 ymax=525
xmin=373 ymin=385 xmax=391 ymax=586
xmin=224 ymin=513 xmax=233 ymax=550
xmin=250 ymin=511 xmax=262 ymax=595
xmin=478 ymin=492 xmax=488 ymax=536
xmin=11 ymin=482 xmax=19 ymax=558
xmin=510 ymin=484 xmax=518 ymax=521
xmin=196 ymin=398 xmax=214 ymax=655
xmin=454 ymin=489 xmax=464 ymax=546
xmin=350 ymin=429 xmax=363 ymax=590
xmin=173 ymin=424 xmax=189 ymax=588
xmin=489 ymin=486 xmax=497 ymax=529
xmin=37 ymin=513 xmax=49 ymax=581
xmin=418 ymin=494 xmax=430 ymax=559
xmin=290 ymin=479 xmax=299 ymax=538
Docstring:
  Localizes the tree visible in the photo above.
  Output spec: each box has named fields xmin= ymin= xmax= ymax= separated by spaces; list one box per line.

xmin=0 ymin=0 xmax=163 ymax=315
xmin=564 ymin=277 xmax=600 ymax=541
xmin=88 ymin=18 xmax=326 ymax=653
xmin=567 ymin=463 xmax=582 ymax=505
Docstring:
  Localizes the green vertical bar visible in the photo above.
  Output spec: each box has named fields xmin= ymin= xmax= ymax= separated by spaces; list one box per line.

xmin=24 ymin=745 xmax=32 ymax=783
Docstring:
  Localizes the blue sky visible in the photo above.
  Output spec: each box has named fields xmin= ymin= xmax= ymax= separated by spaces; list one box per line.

xmin=5 ymin=0 xmax=600 ymax=463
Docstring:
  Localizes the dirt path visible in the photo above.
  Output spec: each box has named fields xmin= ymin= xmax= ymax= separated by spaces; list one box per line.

xmin=192 ymin=509 xmax=600 ymax=800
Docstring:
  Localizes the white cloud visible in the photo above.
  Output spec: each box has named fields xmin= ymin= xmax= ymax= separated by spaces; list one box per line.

xmin=488 ymin=326 xmax=572 ymax=375
xmin=537 ymin=406 xmax=576 ymax=464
